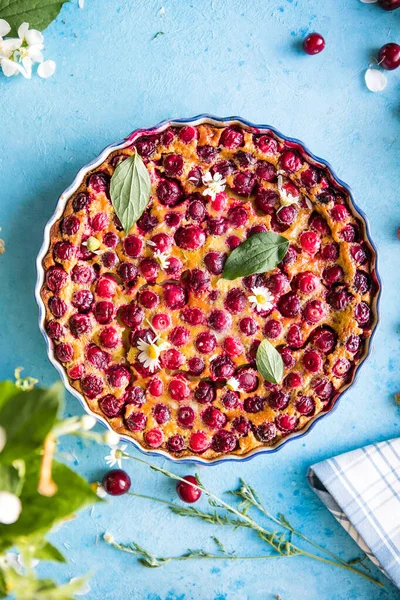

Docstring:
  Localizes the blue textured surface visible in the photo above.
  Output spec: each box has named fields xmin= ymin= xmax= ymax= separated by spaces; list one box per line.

xmin=0 ymin=1 xmax=399 ymax=598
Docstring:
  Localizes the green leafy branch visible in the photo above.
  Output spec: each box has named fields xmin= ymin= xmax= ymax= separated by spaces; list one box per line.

xmin=0 ymin=374 xmax=103 ymax=599
xmin=104 ymin=452 xmax=383 ymax=588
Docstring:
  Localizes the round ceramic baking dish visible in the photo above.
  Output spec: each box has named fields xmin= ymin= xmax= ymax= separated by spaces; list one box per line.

xmin=35 ymin=115 xmax=381 ymax=465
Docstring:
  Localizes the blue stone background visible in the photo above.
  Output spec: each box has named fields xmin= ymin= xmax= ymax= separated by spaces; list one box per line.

xmin=0 ymin=0 xmax=399 ymax=598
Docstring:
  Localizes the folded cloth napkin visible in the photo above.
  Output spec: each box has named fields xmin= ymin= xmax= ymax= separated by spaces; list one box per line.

xmin=308 ymin=438 xmax=400 ymax=588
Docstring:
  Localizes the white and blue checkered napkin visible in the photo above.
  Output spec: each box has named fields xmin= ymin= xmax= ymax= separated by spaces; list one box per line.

xmin=308 ymin=438 xmax=400 ymax=588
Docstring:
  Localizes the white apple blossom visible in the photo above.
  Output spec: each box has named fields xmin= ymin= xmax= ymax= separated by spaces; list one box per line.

xmin=202 ymin=171 xmax=226 ymax=200
xmin=104 ymin=430 xmax=120 ymax=446
xmin=0 ymin=492 xmax=22 ymax=524
xmin=0 ymin=20 xmax=56 ymax=80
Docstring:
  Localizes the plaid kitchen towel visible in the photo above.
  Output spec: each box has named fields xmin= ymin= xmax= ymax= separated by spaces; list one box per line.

xmin=308 ymin=438 xmax=400 ymax=588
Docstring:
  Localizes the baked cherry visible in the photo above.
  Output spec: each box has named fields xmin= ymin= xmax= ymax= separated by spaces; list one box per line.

xmin=102 ymin=469 xmax=131 ymax=496
xmin=148 ymin=379 xmax=164 ymax=397
xmin=220 ymin=127 xmax=244 ymax=148
xmin=99 ymin=326 xmax=120 ymax=349
xmin=354 ymin=302 xmax=371 ymax=325
xmin=71 ymin=263 xmax=95 ymax=284
xmin=123 ymin=385 xmax=145 ymax=406
xmin=268 ymin=391 xmax=289 ymax=410
xmin=107 ymin=364 xmax=131 ymax=388
xmin=303 ymin=33 xmax=325 ymax=55
xmin=208 ymin=309 xmax=232 ymax=332
xmin=194 ymin=380 xmax=216 ymax=404
xmin=278 ymin=292 xmax=301 ymax=318
xmin=210 ymin=355 xmax=235 ymax=381
xmin=46 ymin=266 xmax=67 ymax=293
xmin=181 ymin=307 xmax=204 ymax=326
xmin=176 ymin=475 xmax=201 ymax=503
xmin=55 ymin=343 xmax=74 ymax=363
xmin=283 ymin=372 xmax=303 ymax=389
xmin=254 ymin=135 xmax=278 ymax=154
xmin=255 ymin=189 xmax=279 ymax=214
xmin=123 ymin=235 xmax=143 ymax=258
xmin=280 ymin=150 xmax=302 ymax=172
xmin=243 ymin=395 xmax=265 ymax=413
xmin=286 ymin=323 xmax=304 ymax=348
xmin=296 ymin=396 xmax=315 ymax=415
xmin=179 ymin=126 xmax=198 ymax=143
xmin=70 ymin=313 xmax=92 ymax=337
xmin=221 ymin=391 xmax=239 ymax=409
xmin=153 ymin=403 xmax=170 ymax=424
xmin=161 ymin=348 xmax=185 ymax=369
xmin=186 ymin=269 xmax=210 ymax=293
xmin=163 ymin=283 xmax=187 ymax=309
xmin=310 ymin=327 xmax=336 ymax=353
xmin=187 ymin=199 xmax=206 ymax=221
xmin=239 ymin=316 xmax=258 ymax=336
xmin=189 ymin=431 xmax=210 ymax=453
xmin=313 ymin=377 xmax=334 ymax=401
xmin=87 ymin=344 xmax=109 ymax=369
xmin=299 ymin=231 xmax=321 ymax=255
xmin=169 ymin=326 xmax=190 ymax=347
xmin=303 ymin=299 xmax=326 ymax=324
xmin=157 ymin=178 xmax=184 ymax=207
xmin=167 ymin=434 xmax=185 ymax=452
xmin=81 ymin=374 xmax=103 ymax=398
xmin=91 ymin=212 xmax=109 ymax=232
xmin=96 ymin=276 xmax=118 ymax=298
xmin=94 ymin=301 xmax=114 ymax=324
xmin=224 ymin=336 xmax=244 ymax=356
xmin=125 ymin=411 xmax=147 ymax=431
xmin=99 ymin=394 xmax=124 ymax=418
xmin=264 ymin=319 xmax=283 ymax=339
xmin=294 ymin=272 xmax=319 ymax=294
xmin=46 ymin=320 xmax=64 ymax=340
xmin=119 ymin=303 xmax=144 ymax=328
xmin=138 ymin=289 xmax=159 ymax=309
xmin=323 ymin=265 xmax=343 ymax=286
xmin=152 ymin=313 xmax=171 ymax=330
xmin=73 ymin=192 xmax=90 ymax=212
xmin=232 ymin=416 xmax=251 ymax=436
xmin=204 ymin=251 xmax=226 ymax=275
xmin=302 ymin=350 xmax=323 ymax=373
xmin=177 ymin=405 xmax=195 ymax=428
xmin=208 ymin=217 xmax=229 ymax=236
xmin=276 ymin=414 xmax=299 ymax=432
xmin=232 ymin=171 xmax=256 ymax=196
xmin=195 ymin=331 xmax=217 ymax=354
xmin=175 ymin=225 xmax=206 ymax=250
xmin=187 ymin=357 xmax=205 ymax=376
xmin=164 ymin=153 xmax=184 ymax=176
xmin=255 ymin=422 xmax=276 ymax=442
xmin=225 ymin=288 xmax=247 ymax=314
xmin=211 ymin=430 xmax=237 ymax=453
xmin=145 ymin=428 xmax=164 ymax=448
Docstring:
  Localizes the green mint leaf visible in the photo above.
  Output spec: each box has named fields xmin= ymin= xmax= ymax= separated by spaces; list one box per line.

xmin=0 ymin=457 xmax=100 ymax=552
xmin=0 ymin=569 xmax=6 ymax=599
xmin=0 ymin=383 xmax=63 ymax=464
xmin=110 ymin=153 xmax=151 ymax=234
xmin=0 ymin=0 xmax=68 ymax=34
xmin=256 ymin=339 xmax=284 ymax=384
xmin=222 ymin=232 xmax=289 ymax=280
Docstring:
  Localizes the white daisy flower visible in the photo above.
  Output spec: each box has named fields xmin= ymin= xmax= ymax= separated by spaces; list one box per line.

xmin=154 ymin=250 xmax=170 ymax=270
xmin=249 ymin=286 xmax=274 ymax=313
xmin=226 ymin=377 xmax=240 ymax=392
xmin=0 ymin=552 xmax=21 ymax=573
xmin=0 ymin=492 xmax=22 ymax=524
xmin=104 ymin=443 xmax=127 ymax=468
xmin=137 ymin=336 xmax=169 ymax=372
xmin=277 ymin=175 xmax=299 ymax=207
xmin=202 ymin=171 xmax=226 ymax=200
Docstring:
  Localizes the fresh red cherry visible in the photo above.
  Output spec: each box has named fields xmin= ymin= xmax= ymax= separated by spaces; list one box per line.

xmin=378 ymin=0 xmax=400 ymax=10
xmin=102 ymin=469 xmax=131 ymax=496
xmin=176 ymin=475 xmax=202 ymax=503
xmin=378 ymin=43 xmax=400 ymax=70
xmin=303 ymin=33 xmax=325 ymax=55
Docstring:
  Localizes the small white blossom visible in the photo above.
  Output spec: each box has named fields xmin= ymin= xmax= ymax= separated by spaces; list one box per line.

xmin=17 ymin=554 xmax=39 ymax=569
xmin=70 ymin=577 xmax=91 ymax=595
xmin=137 ymin=336 xmax=169 ymax=372
xmin=103 ymin=532 xmax=115 ymax=544
xmin=0 ymin=492 xmax=22 ymax=524
xmin=78 ymin=0 xmax=85 ymax=7
xmin=105 ymin=443 xmax=127 ymax=469
xmin=154 ymin=250 xmax=170 ymax=270
xmin=277 ymin=175 xmax=299 ymax=206
xmin=104 ymin=431 xmax=120 ymax=446
xmin=0 ymin=425 xmax=6 ymax=452
xmin=249 ymin=286 xmax=274 ymax=313
xmin=147 ymin=240 xmax=156 ymax=247
xmin=202 ymin=171 xmax=226 ymax=200
xmin=365 ymin=68 xmax=387 ymax=92
xmin=0 ymin=552 xmax=21 ymax=573
xmin=80 ymin=415 xmax=97 ymax=431
xmin=226 ymin=377 xmax=240 ymax=392
xmin=0 ymin=21 xmax=55 ymax=80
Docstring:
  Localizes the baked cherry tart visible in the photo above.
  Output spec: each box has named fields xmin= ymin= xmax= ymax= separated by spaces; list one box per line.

xmin=40 ymin=119 xmax=379 ymax=460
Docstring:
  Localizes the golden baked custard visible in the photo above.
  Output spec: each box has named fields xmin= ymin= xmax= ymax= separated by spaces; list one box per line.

xmin=40 ymin=121 xmax=378 ymax=459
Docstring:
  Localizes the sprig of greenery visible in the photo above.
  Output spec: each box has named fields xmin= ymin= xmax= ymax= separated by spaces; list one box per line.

xmin=0 ymin=373 xmax=105 ymax=599
xmin=111 ymin=452 xmax=383 ymax=587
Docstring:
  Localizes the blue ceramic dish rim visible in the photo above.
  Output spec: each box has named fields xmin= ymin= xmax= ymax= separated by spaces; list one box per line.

xmin=35 ymin=114 xmax=381 ymax=466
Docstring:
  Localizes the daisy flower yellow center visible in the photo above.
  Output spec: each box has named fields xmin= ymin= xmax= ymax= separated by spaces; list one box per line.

xmin=136 ymin=336 xmax=170 ymax=373
xmin=148 ymin=344 xmax=158 ymax=359
xmin=249 ymin=286 xmax=274 ymax=313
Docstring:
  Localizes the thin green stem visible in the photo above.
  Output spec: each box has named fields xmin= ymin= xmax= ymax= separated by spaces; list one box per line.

xmin=121 ymin=453 xmax=383 ymax=587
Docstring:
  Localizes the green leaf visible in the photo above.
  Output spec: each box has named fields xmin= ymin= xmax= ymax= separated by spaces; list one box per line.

xmin=110 ymin=153 xmax=151 ymax=234
xmin=0 ymin=457 xmax=99 ymax=552
xmin=0 ymin=568 xmax=6 ymax=599
xmin=0 ymin=380 xmax=20 ymax=412
xmin=0 ymin=383 xmax=63 ymax=464
xmin=35 ymin=541 xmax=66 ymax=563
xmin=222 ymin=232 xmax=289 ymax=280
xmin=256 ymin=339 xmax=284 ymax=384
xmin=0 ymin=0 xmax=68 ymax=34
xmin=0 ymin=464 xmax=24 ymax=495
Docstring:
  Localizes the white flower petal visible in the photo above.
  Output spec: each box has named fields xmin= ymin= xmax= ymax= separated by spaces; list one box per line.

xmin=38 ymin=59 xmax=56 ymax=79
xmin=17 ymin=22 xmax=29 ymax=41
xmin=25 ymin=29 xmax=44 ymax=46
xmin=103 ymin=532 xmax=115 ymax=544
xmin=365 ymin=68 xmax=387 ymax=92
xmin=0 ymin=492 xmax=22 ymax=524
xmin=70 ymin=578 xmax=91 ymax=596
xmin=20 ymin=56 xmax=33 ymax=79
xmin=0 ymin=425 xmax=6 ymax=452
xmin=27 ymin=45 xmax=44 ymax=63
xmin=0 ymin=19 xmax=11 ymax=37
xmin=360 ymin=0 xmax=377 ymax=3
xmin=2 ymin=37 xmax=22 ymax=52
xmin=1 ymin=58 xmax=20 ymax=77
xmin=17 ymin=554 xmax=39 ymax=569
xmin=96 ymin=484 xmax=107 ymax=498
xmin=78 ymin=0 xmax=85 ymax=7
